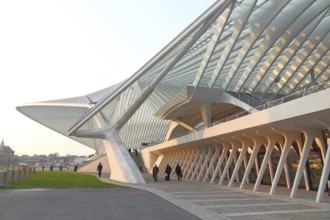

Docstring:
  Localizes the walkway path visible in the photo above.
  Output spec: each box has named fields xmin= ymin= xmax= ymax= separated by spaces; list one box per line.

xmin=104 ymin=173 xmax=330 ymax=220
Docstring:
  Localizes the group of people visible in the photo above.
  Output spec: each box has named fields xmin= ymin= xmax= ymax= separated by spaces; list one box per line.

xmin=152 ymin=163 xmax=182 ymax=182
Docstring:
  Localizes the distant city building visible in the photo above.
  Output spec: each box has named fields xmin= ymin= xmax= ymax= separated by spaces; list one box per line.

xmin=0 ymin=140 xmax=14 ymax=167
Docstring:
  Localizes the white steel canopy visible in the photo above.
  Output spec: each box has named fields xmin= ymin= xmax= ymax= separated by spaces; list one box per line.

xmin=66 ymin=0 xmax=330 ymax=151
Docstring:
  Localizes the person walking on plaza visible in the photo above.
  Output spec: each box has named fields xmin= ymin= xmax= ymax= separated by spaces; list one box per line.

xmin=97 ymin=162 xmax=103 ymax=178
xmin=152 ymin=164 xmax=159 ymax=182
xmin=175 ymin=163 xmax=182 ymax=181
xmin=73 ymin=164 xmax=78 ymax=172
xmin=165 ymin=164 xmax=172 ymax=181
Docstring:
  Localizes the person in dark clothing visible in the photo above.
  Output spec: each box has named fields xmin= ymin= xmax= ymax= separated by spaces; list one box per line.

xmin=165 ymin=164 xmax=172 ymax=181
xmin=175 ymin=163 xmax=182 ymax=180
xmin=152 ymin=164 xmax=159 ymax=182
xmin=97 ymin=162 xmax=103 ymax=178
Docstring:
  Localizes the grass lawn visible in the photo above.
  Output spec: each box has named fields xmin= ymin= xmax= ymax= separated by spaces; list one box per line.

xmin=0 ymin=171 xmax=124 ymax=189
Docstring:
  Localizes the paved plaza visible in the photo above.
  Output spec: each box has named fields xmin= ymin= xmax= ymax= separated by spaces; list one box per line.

xmin=0 ymin=187 xmax=201 ymax=220
xmin=122 ymin=174 xmax=330 ymax=220
xmin=1 ymin=173 xmax=330 ymax=220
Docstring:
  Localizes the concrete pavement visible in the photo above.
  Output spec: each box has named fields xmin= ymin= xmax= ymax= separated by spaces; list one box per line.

xmin=2 ymin=172 xmax=330 ymax=220
xmin=108 ymin=173 xmax=330 ymax=220
xmin=0 ymin=188 xmax=202 ymax=220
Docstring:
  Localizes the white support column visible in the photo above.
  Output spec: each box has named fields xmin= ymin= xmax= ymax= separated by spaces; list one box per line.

xmin=268 ymin=151 xmax=275 ymax=183
xmin=270 ymin=130 xmax=298 ymax=194
xmin=201 ymin=103 xmax=212 ymax=128
xmin=191 ymin=147 xmax=207 ymax=181
xmin=176 ymin=150 xmax=187 ymax=176
xmin=254 ymin=158 xmax=260 ymax=176
xmin=315 ymin=120 xmax=330 ymax=202
xmin=159 ymin=152 xmax=172 ymax=174
xmin=159 ymin=152 xmax=169 ymax=173
xmin=295 ymin=138 xmax=309 ymax=191
xmin=169 ymin=150 xmax=181 ymax=175
xmin=233 ymin=152 xmax=239 ymax=183
xmin=225 ymin=156 xmax=230 ymax=181
xmin=243 ymin=154 xmax=249 ymax=184
xmin=254 ymin=132 xmax=282 ymax=192
xmin=173 ymin=150 xmax=182 ymax=166
xmin=219 ymin=138 xmax=240 ymax=185
xmin=229 ymin=138 xmax=251 ymax=187
xmin=314 ymin=131 xmax=327 ymax=165
xmin=240 ymin=134 xmax=265 ymax=189
xmin=204 ymin=146 xmax=221 ymax=182
xmin=182 ymin=149 xmax=196 ymax=178
xmin=283 ymin=160 xmax=291 ymax=189
xmin=290 ymin=127 xmax=316 ymax=198
xmin=103 ymin=132 xmax=145 ymax=184
xmin=210 ymin=143 xmax=229 ymax=184
xmin=197 ymin=146 xmax=214 ymax=181
xmin=181 ymin=149 xmax=193 ymax=177
xmin=219 ymin=145 xmax=238 ymax=185
xmin=185 ymin=148 xmax=201 ymax=180
xmin=171 ymin=150 xmax=183 ymax=177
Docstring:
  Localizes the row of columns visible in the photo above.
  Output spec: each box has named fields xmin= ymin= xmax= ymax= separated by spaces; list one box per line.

xmin=156 ymin=125 xmax=330 ymax=202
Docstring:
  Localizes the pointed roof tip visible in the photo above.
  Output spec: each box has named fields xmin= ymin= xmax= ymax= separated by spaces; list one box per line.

xmin=0 ymin=139 xmax=4 ymax=147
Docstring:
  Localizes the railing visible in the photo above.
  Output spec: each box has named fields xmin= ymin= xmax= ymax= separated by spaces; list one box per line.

xmin=147 ymin=83 xmax=328 ymax=146
xmin=226 ymin=91 xmax=266 ymax=107
xmin=0 ymin=166 xmax=36 ymax=185
xmin=210 ymin=83 xmax=328 ymax=127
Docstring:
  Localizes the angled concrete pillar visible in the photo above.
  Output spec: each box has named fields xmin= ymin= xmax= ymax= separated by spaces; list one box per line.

xmin=181 ymin=149 xmax=194 ymax=177
xmin=219 ymin=138 xmax=240 ymax=185
xmin=191 ymin=147 xmax=207 ymax=181
xmin=240 ymin=133 xmax=266 ymax=189
xmin=103 ymin=132 xmax=145 ymax=184
xmin=229 ymin=136 xmax=252 ymax=187
xmin=268 ymin=149 xmax=275 ymax=183
xmin=295 ymin=134 xmax=310 ymax=191
xmin=314 ymin=131 xmax=327 ymax=165
xmin=291 ymin=127 xmax=317 ymax=198
xmin=243 ymin=154 xmax=249 ymax=184
xmin=204 ymin=146 xmax=221 ymax=182
xmin=159 ymin=152 xmax=171 ymax=174
xmin=201 ymin=103 xmax=212 ymax=128
xmin=185 ymin=148 xmax=201 ymax=180
xmin=210 ymin=142 xmax=229 ymax=184
xmin=315 ymin=120 xmax=330 ymax=202
xmin=171 ymin=150 xmax=185 ymax=177
xmin=183 ymin=148 xmax=197 ymax=178
xmin=169 ymin=150 xmax=181 ymax=176
xmin=254 ymin=132 xmax=283 ymax=192
xmin=233 ymin=152 xmax=239 ymax=183
xmin=270 ymin=129 xmax=299 ymax=194
xmin=197 ymin=146 xmax=214 ymax=181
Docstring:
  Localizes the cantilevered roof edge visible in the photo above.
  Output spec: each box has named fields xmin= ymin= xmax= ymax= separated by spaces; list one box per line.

xmin=67 ymin=0 xmax=229 ymax=136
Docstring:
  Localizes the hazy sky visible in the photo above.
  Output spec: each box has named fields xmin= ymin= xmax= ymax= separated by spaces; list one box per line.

xmin=0 ymin=0 xmax=215 ymax=156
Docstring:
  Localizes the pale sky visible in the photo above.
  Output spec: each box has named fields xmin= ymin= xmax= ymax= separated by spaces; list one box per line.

xmin=0 ymin=0 xmax=215 ymax=156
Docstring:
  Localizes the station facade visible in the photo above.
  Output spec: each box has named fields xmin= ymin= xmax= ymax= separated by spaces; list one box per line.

xmin=17 ymin=0 xmax=330 ymax=202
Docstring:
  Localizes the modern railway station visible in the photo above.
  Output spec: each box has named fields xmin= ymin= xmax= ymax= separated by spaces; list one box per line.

xmin=17 ymin=0 xmax=330 ymax=203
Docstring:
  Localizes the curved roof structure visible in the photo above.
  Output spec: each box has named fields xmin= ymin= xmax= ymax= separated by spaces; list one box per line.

xmin=17 ymin=0 xmax=330 ymax=185
xmin=66 ymin=0 xmax=329 ymax=149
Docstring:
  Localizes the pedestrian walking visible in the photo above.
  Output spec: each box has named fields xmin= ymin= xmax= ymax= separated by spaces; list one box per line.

xmin=97 ymin=162 xmax=103 ymax=178
xmin=165 ymin=164 xmax=172 ymax=181
xmin=152 ymin=164 xmax=159 ymax=182
xmin=175 ymin=163 xmax=182 ymax=180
